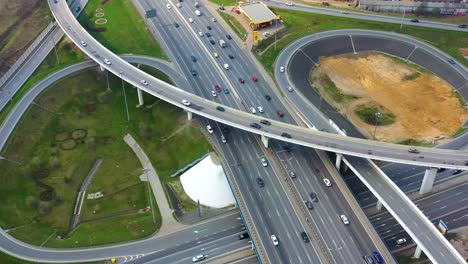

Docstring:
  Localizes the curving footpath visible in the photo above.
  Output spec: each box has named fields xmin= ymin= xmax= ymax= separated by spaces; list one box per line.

xmin=276 ymin=30 xmax=467 ymax=264
xmin=48 ymin=0 xmax=468 ymax=170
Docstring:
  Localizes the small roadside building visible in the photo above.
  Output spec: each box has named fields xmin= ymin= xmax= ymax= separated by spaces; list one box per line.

xmin=238 ymin=2 xmax=279 ymax=29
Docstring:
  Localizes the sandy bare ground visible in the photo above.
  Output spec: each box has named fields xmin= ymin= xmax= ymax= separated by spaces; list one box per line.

xmin=312 ymin=52 xmax=468 ymax=143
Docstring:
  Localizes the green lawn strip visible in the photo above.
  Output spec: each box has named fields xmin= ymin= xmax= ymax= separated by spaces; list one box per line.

xmin=218 ymin=11 xmax=247 ymax=40
xmin=0 ymin=250 xmax=104 ymax=264
xmin=44 ymin=213 xmax=157 ymax=248
xmin=355 ymin=104 xmax=395 ymax=126
xmin=78 ymin=0 xmax=165 ymax=58
xmin=310 ymin=68 xmax=356 ymax=103
xmin=209 ymin=0 xmax=237 ymax=6
xmin=453 ymin=90 xmax=467 ymax=107
xmin=402 ymin=72 xmax=421 ymax=81
xmin=255 ymin=9 xmax=468 ymax=75
xmin=0 ymin=37 xmax=85 ymax=125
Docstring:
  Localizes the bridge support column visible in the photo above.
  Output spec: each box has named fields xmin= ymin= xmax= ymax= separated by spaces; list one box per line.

xmin=419 ymin=167 xmax=438 ymax=195
xmin=136 ymin=88 xmax=144 ymax=108
xmin=376 ymin=200 xmax=383 ymax=211
xmin=335 ymin=154 xmax=342 ymax=171
xmin=413 ymin=245 xmax=422 ymax=259
xmin=261 ymin=135 xmax=269 ymax=148
xmin=187 ymin=111 xmax=193 ymax=120
xmin=99 ymin=65 xmax=105 ymax=72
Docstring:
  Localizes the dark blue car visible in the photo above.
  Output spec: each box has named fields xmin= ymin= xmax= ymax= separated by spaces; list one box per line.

xmin=373 ymin=251 xmax=383 ymax=263
xmin=223 ymin=87 xmax=230 ymax=94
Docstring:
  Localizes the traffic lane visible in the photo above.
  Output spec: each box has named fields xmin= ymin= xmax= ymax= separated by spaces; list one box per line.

xmin=267 ymin=1 xmax=468 ymax=32
xmin=290 ymin=147 xmax=378 ymax=261
xmin=0 ymin=211 xmax=241 ymax=262
xmin=130 ymin=234 xmax=250 ymax=264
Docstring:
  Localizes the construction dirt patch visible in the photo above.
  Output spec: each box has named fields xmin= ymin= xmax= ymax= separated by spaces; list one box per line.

xmin=311 ymin=52 xmax=468 ymax=144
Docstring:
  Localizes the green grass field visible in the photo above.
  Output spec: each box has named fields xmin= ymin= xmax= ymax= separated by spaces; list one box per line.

xmin=218 ymin=11 xmax=247 ymax=40
xmin=0 ymin=64 xmax=211 ymax=247
xmin=355 ymin=104 xmax=395 ymax=126
xmin=255 ymin=9 xmax=468 ymax=74
xmin=78 ymin=0 xmax=165 ymax=58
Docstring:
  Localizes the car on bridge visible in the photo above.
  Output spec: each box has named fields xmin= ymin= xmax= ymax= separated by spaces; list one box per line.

xmin=181 ymin=100 xmax=191 ymax=106
xmin=260 ymin=119 xmax=271 ymax=126
xmin=250 ymin=123 xmax=261 ymax=129
xmin=281 ymin=132 xmax=292 ymax=138
xmin=104 ymin=59 xmax=111 ymax=65
xmin=80 ymin=40 xmax=87 ymax=47
xmin=140 ymin=80 xmax=148 ymax=86
xmin=216 ymin=106 xmax=225 ymax=112
xmin=206 ymin=125 xmax=213 ymax=134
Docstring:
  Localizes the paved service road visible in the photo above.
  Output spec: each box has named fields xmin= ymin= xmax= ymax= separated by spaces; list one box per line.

xmin=276 ymin=30 xmax=467 ymax=263
xmin=268 ymin=0 xmax=468 ymax=32
xmin=48 ymin=0 xmax=468 ymax=170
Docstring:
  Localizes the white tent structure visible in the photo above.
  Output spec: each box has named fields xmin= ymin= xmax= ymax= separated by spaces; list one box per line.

xmin=180 ymin=154 xmax=235 ymax=208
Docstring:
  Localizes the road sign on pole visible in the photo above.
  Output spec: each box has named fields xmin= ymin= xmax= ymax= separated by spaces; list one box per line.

xmin=437 ymin=219 xmax=448 ymax=235
xmin=253 ymin=31 xmax=259 ymax=45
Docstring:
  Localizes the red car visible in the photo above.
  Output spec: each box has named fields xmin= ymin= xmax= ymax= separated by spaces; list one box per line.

xmin=277 ymin=110 xmax=284 ymax=117
xmin=252 ymin=76 xmax=258 ymax=82
xmin=215 ymin=85 xmax=221 ymax=92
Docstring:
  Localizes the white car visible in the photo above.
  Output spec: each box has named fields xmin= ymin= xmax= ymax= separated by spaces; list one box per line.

xmin=286 ymin=2 xmax=294 ymax=6
xmin=188 ymin=18 xmax=194 ymax=23
xmin=271 ymin=235 xmax=279 ymax=246
xmin=211 ymin=17 xmax=217 ymax=22
xmin=280 ymin=66 xmax=285 ymax=72
xmin=257 ymin=106 xmax=264 ymax=113
xmin=181 ymin=99 xmax=191 ymax=106
xmin=221 ymin=135 xmax=227 ymax=143
xmin=206 ymin=125 xmax=213 ymax=134
xmin=287 ymin=86 xmax=293 ymax=92
xmin=223 ymin=63 xmax=230 ymax=70
xmin=261 ymin=158 xmax=268 ymax=167
xmin=192 ymin=254 xmax=206 ymax=262
xmin=249 ymin=107 xmax=256 ymax=114
xmin=166 ymin=4 xmax=171 ymax=9
xmin=396 ymin=238 xmax=407 ymax=245
xmin=104 ymin=59 xmax=111 ymax=65
xmin=80 ymin=40 xmax=87 ymax=47
xmin=176 ymin=3 xmax=181 ymax=7
xmin=140 ymin=80 xmax=149 ymax=86
xmin=340 ymin=214 xmax=350 ymax=225
xmin=323 ymin=178 xmax=332 ymax=187
xmin=262 ymin=32 xmax=270 ymax=36
xmin=211 ymin=90 xmax=217 ymax=97
xmin=198 ymin=31 xmax=203 ymax=37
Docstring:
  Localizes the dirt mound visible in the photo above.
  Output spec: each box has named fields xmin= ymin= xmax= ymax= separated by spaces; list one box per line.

xmin=315 ymin=52 xmax=468 ymax=143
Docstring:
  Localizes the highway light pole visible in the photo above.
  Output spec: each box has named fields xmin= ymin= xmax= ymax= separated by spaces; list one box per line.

xmin=373 ymin=111 xmax=382 ymax=139
xmin=119 ymin=72 xmax=130 ymax=122
xmin=400 ymin=8 xmax=406 ymax=30
xmin=45 ymin=15 xmax=60 ymax=65
xmin=274 ymin=18 xmax=278 ymax=51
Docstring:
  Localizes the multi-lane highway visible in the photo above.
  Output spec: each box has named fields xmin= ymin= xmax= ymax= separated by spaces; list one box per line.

xmin=133 ymin=0 xmax=388 ymax=262
xmin=48 ymin=0 xmax=468 ymax=170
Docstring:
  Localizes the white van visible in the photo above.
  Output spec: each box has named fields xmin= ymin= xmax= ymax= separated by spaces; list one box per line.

xmin=195 ymin=10 xmax=201 ymax=16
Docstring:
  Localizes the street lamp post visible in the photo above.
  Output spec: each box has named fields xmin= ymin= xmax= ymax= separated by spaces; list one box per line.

xmin=119 ymin=72 xmax=130 ymax=122
xmin=373 ymin=112 xmax=382 ymax=139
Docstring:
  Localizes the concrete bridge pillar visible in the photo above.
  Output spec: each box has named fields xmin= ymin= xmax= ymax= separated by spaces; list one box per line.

xmin=136 ymin=88 xmax=144 ymax=108
xmin=413 ymin=245 xmax=422 ymax=259
xmin=99 ymin=65 xmax=105 ymax=72
xmin=261 ymin=135 xmax=269 ymax=148
xmin=335 ymin=154 xmax=342 ymax=171
xmin=187 ymin=111 xmax=193 ymax=120
xmin=419 ymin=167 xmax=438 ymax=195
xmin=376 ymin=200 xmax=383 ymax=211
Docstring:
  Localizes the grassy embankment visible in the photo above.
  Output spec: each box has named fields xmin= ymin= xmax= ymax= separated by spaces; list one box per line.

xmin=218 ymin=11 xmax=248 ymax=40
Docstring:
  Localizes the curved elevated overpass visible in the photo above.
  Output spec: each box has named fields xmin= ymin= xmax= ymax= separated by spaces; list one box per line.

xmin=276 ymin=30 xmax=468 ymax=264
xmin=48 ymin=0 xmax=468 ymax=170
